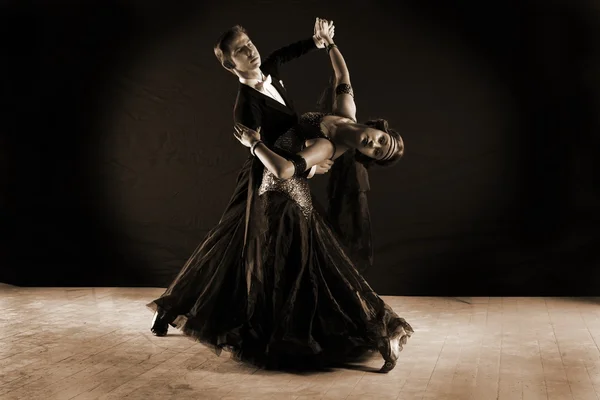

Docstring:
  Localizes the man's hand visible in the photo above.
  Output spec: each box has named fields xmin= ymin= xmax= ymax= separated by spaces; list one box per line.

xmin=314 ymin=159 xmax=334 ymax=175
xmin=313 ymin=17 xmax=335 ymax=48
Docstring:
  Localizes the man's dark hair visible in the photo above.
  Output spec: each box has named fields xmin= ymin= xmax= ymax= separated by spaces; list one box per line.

xmin=214 ymin=25 xmax=247 ymax=70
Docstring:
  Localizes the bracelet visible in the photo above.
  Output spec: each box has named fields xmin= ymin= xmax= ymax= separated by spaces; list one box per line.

xmin=307 ymin=165 xmax=317 ymax=179
xmin=335 ymin=83 xmax=354 ymax=98
xmin=326 ymin=43 xmax=337 ymax=54
xmin=250 ymin=140 xmax=263 ymax=156
xmin=288 ymin=154 xmax=308 ymax=177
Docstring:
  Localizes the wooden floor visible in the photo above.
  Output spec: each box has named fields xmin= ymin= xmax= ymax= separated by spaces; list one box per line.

xmin=1 ymin=286 xmax=600 ymax=400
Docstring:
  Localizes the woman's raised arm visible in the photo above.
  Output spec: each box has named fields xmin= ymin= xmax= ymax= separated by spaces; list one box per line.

xmin=316 ymin=18 xmax=356 ymax=121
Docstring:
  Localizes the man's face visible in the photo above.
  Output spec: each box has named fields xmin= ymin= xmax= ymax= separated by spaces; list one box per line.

xmin=228 ymin=33 xmax=261 ymax=72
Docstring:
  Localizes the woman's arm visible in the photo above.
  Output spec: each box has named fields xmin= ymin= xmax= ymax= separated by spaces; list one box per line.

xmin=316 ymin=19 xmax=356 ymax=121
xmin=233 ymin=123 xmax=335 ymax=180
xmin=253 ymin=139 xmax=334 ymax=180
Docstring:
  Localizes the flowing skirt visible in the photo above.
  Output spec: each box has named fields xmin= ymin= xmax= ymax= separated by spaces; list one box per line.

xmin=147 ymin=159 xmax=413 ymax=370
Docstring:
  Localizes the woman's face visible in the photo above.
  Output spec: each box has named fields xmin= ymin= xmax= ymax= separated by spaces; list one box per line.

xmin=355 ymin=127 xmax=395 ymax=160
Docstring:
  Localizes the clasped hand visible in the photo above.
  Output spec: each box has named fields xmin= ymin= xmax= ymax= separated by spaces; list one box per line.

xmin=314 ymin=17 xmax=334 ymax=44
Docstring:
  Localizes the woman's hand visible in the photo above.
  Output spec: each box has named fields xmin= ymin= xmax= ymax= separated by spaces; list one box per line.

xmin=315 ymin=18 xmax=334 ymax=45
xmin=233 ymin=123 xmax=261 ymax=147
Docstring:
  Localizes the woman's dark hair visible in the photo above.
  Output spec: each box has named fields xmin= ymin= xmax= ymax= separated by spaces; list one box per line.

xmin=214 ymin=25 xmax=247 ymax=70
xmin=355 ymin=119 xmax=404 ymax=168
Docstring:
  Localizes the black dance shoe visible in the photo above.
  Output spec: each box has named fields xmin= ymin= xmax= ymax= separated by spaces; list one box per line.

xmin=150 ymin=311 xmax=169 ymax=336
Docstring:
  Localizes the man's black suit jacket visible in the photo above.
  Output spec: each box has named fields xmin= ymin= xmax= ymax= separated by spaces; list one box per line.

xmin=234 ymin=37 xmax=319 ymax=144
xmin=222 ymin=38 xmax=320 ymax=232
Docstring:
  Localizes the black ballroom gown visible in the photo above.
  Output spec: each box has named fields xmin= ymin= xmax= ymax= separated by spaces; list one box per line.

xmin=147 ymin=112 xmax=413 ymax=370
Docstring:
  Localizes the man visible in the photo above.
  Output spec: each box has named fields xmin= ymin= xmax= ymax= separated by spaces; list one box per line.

xmin=150 ymin=19 xmax=335 ymax=336
xmin=218 ymin=19 xmax=335 ymax=184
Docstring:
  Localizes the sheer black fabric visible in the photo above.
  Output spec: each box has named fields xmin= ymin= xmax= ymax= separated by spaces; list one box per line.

xmin=326 ymin=151 xmax=373 ymax=272
xmin=317 ymin=76 xmax=374 ymax=272
xmin=147 ymin=157 xmax=253 ymax=347
xmin=147 ymin=112 xmax=412 ymax=370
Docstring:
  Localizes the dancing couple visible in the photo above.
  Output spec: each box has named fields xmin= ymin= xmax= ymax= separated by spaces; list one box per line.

xmin=147 ymin=17 xmax=413 ymax=373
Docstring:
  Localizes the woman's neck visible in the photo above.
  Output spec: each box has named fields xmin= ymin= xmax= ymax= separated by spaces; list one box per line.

xmin=328 ymin=120 xmax=357 ymax=149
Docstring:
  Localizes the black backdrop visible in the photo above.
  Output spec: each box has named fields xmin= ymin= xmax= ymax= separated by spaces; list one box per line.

xmin=3 ymin=0 xmax=600 ymax=295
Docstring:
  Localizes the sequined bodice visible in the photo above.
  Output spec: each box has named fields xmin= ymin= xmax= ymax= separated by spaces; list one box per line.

xmin=258 ymin=112 xmax=329 ymax=218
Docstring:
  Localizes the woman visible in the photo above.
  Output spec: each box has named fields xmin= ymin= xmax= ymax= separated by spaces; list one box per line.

xmin=231 ymin=20 xmax=412 ymax=373
xmin=148 ymin=19 xmax=412 ymax=373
